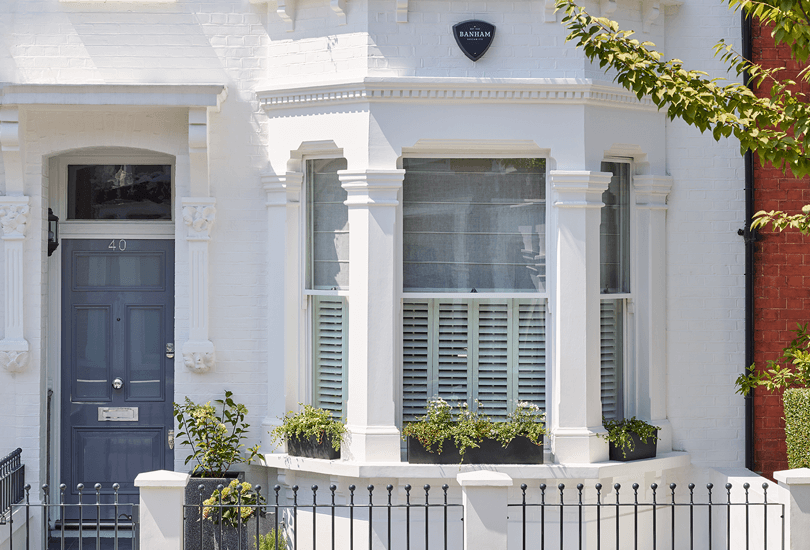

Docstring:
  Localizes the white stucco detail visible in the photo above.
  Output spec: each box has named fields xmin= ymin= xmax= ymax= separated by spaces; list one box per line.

xmin=0 ymin=196 xmax=29 ymax=373
xmin=396 ymin=0 xmax=408 ymax=23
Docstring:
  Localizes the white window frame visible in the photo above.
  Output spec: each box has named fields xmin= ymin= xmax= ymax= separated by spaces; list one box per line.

xmin=398 ymin=154 xmax=552 ymax=424
xmin=599 ymin=158 xmax=637 ymax=421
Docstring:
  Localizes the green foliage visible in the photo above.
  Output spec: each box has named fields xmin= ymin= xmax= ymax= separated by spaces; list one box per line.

xmin=752 ymin=205 xmax=810 ymax=235
xmin=401 ymin=399 xmax=547 ymax=462
xmin=202 ymin=479 xmax=266 ymax=530
xmin=736 ymin=324 xmax=810 ymax=395
xmin=257 ymin=530 xmax=288 ymax=550
xmin=784 ymin=388 xmax=810 ymax=468
xmin=174 ymin=391 xmax=263 ymax=477
xmin=270 ymin=405 xmax=347 ymax=451
xmin=555 ymin=0 xmax=810 ymax=179
xmin=600 ymin=416 xmax=660 ymax=459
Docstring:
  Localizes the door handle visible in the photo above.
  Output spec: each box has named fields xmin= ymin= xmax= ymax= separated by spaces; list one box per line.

xmin=168 ymin=429 xmax=174 ymax=450
xmin=112 ymin=377 xmax=124 ymax=390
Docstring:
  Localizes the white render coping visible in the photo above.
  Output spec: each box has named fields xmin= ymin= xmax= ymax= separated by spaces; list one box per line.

xmin=262 ymin=451 xmax=691 ymax=480
xmin=457 ymin=470 xmax=513 ymax=487
xmin=0 ymin=84 xmax=227 ymax=109
xmin=134 ymin=470 xmax=191 ymax=488
xmin=257 ymin=77 xmax=657 ymax=112
xmin=774 ymin=468 xmax=810 ymax=485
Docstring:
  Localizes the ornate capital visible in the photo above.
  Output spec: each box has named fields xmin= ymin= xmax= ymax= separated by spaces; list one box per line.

xmin=551 ymin=171 xmax=612 ymax=209
xmin=0 ymin=340 xmax=29 ymax=373
xmin=0 ymin=198 xmax=30 ymax=239
xmin=182 ymin=341 xmax=215 ymax=374
xmin=181 ymin=199 xmax=216 ymax=239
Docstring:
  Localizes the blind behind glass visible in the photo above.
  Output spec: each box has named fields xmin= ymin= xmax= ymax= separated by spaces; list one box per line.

xmin=307 ymin=158 xmax=349 ymax=290
xmin=403 ymin=158 xmax=546 ymax=293
xmin=600 ymin=162 xmax=630 ymax=294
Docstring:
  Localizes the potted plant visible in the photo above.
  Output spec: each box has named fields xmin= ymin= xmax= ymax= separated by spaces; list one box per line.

xmin=201 ymin=479 xmax=266 ymax=550
xmin=402 ymin=399 xmax=546 ymax=464
xmin=270 ymin=404 xmax=347 ymax=460
xmin=174 ymin=390 xmax=264 ymax=548
xmin=600 ymin=416 xmax=660 ymax=461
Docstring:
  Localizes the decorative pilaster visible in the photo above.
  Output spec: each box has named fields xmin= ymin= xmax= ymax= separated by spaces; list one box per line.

xmin=0 ymin=197 xmax=30 ymax=373
xmin=181 ymin=198 xmax=216 ymax=373
xmin=634 ymin=175 xmax=673 ymax=452
xmin=339 ymin=169 xmax=404 ymax=463
xmin=260 ymin=172 xmax=303 ymax=453
xmin=551 ymin=171 xmax=612 ymax=463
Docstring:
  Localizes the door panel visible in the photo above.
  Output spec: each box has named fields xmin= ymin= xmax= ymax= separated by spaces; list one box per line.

xmin=61 ymin=239 xmax=174 ymax=518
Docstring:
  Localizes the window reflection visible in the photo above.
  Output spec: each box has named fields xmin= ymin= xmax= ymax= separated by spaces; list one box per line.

xmin=68 ymin=165 xmax=172 ymax=220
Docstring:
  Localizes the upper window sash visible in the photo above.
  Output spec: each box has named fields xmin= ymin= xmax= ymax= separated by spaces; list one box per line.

xmin=306 ymin=158 xmax=349 ymax=291
xmin=600 ymin=161 xmax=631 ymax=294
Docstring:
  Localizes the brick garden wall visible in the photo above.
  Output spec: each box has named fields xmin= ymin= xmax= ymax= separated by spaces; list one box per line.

xmin=752 ymin=20 xmax=810 ymax=479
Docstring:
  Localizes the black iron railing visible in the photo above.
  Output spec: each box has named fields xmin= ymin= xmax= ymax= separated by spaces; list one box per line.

xmin=183 ymin=483 xmax=464 ymax=550
xmin=3 ymin=483 xmax=138 ymax=550
xmin=509 ymin=482 xmax=785 ymax=550
xmin=0 ymin=448 xmax=24 ymax=521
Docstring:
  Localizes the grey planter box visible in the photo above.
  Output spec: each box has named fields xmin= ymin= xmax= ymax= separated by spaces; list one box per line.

xmin=608 ymin=430 xmax=658 ymax=462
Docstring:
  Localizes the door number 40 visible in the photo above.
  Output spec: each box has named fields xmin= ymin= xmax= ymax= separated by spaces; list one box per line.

xmin=108 ymin=239 xmax=127 ymax=252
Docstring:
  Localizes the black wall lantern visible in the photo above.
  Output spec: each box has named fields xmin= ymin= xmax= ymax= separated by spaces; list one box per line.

xmin=47 ymin=208 xmax=59 ymax=257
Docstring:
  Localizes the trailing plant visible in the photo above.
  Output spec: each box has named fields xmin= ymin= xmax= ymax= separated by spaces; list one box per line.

xmin=202 ymin=479 xmax=265 ymax=530
xmin=600 ymin=416 xmax=660 ymax=459
xmin=256 ymin=529 xmax=288 ymax=550
xmin=783 ymin=388 xmax=810 ymax=469
xmin=401 ymin=399 xmax=547 ymax=462
xmin=270 ymin=404 xmax=347 ymax=452
xmin=173 ymin=390 xmax=263 ymax=477
xmin=736 ymin=324 xmax=810 ymax=396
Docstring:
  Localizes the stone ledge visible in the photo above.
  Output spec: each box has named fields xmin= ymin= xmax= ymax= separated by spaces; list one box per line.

xmin=262 ymin=451 xmax=691 ymax=481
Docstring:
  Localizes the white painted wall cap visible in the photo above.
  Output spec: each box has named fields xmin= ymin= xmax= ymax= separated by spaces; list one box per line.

xmin=134 ymin=470 xmax=191 ymax=487
xmin=456 ymin=470 xmax=513 ymax=487
xmin=774 ymin=468 xmax=810 ymax=485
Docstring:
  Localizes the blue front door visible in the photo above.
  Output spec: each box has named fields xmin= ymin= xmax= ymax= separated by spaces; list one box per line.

xmin=61 ymin=239 xmax=174 ymax=516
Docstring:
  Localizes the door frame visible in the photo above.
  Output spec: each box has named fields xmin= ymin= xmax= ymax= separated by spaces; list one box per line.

xmin=47 ymin=149 xmax=177 ymax=511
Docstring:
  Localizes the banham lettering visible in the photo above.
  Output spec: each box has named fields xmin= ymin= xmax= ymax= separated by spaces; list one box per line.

xmin=453 ymin=20 xmax=496 ymax=62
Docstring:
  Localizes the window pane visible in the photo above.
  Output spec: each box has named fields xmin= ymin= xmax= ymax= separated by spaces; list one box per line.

xmin=600 ymin=162 xmax=630 ymax=294
xmin=307 ymin=158 xmax=349 ymax=290
xmin=600 ymin=299 xmax=624 ymax=420
xmin=403 ymin=159 xmax=546 ymax=292
xmin=68 ymin=165 xmax=171 ymax=220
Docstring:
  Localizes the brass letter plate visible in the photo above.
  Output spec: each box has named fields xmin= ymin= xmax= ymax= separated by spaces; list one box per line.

xmin=97 ymin=407 xmax=139 ymax=422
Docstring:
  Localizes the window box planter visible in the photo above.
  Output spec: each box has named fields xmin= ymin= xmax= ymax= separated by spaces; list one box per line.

xmin=287 ymin=434 xmax=341 ymax=460
xmin=407 ymin=436 xmax=543 ymax=464
xmin=607 ymin=430 xmax=658 ymax=462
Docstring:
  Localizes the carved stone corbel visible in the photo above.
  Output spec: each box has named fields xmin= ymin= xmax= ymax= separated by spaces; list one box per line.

xmin=181 ymin=198 xmax=217 ymax=373
xmin=600 ymin=0 xmax=617 ymax=16
xmin=396 ymin=0 xmax=408 ymax=22
xmin=278 ymin=0 xmax=296 ymax=31
xmin=331 ymin=0 xmax=347 ymax=24
xmin=544 ymin=0 xmax=556 ymax=23
xmin=643 ymin=0 xmax=660 ymax=33
xmin=0 ymin=197 xmax=31 ymax=373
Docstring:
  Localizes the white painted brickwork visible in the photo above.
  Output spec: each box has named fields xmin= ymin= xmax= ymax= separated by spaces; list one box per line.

xmin=0 ymin=0 xmax=745 ymax=507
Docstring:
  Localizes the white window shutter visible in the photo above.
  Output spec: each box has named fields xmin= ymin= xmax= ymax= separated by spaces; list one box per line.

xmin=435 ymin=301 xmax=470 ymax=404
xmin=473 ymin=301 xmax=510 ymax=420
xmin=313 ymin=296 xmax=348 ymax=417
xmin=600 ymin=299 xmax=623 ymax=420
xmin=517 ymin=300 xmax=547 ymax=412
xmin=403 ymin=301 xmax=431 ymax=421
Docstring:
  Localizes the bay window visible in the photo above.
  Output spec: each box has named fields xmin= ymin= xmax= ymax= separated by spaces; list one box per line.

xmin=600 ymin=161 xmax=631 ymax=421
xmin=401 ymin=158 xmax=547 ymax=421
xmin=306 ymin=158 xmax=349 ymax=416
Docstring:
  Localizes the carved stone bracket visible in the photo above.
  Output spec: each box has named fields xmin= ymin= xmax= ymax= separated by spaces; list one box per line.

xmin=0 ymin=196 xmax=30 ymax=373
xmin=643 ymin=0 xmax=660 ymax=33
xmin=544 ymin=0 xmax=556 ymax=23
xmin=396 ymin=0 xmax=408 ymax=22
xmin=181 ymin=198 xmax=216 ymax=373
xmin=248 ymin=0 xmax=348 ymax=29
xmin=600 ymin=0 xmax=617 ymax=16
xmin=331 ymin=0 xmax=346 ymax=24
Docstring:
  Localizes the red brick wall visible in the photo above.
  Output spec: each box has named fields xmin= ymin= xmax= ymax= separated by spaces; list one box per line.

xmin=751 ymin=21 xmax=810 ymax=480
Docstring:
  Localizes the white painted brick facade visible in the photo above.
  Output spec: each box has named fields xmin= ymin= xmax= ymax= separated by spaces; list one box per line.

xmin=0 ymin=0 xmax=747 ymax=514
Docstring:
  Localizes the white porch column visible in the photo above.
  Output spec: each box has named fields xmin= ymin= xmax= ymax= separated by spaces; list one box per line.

xmin=260 ymin=172 xmax=303 ymax=452
xmin=551 ymin=170 xmax=611 ymax=463
xmin=0 ymin=196 xmax=30 ymax=373
xmin=634 ymin=175 xmax=673 ymax=452
xmin=181 ymin=198 xmax=216 ymax=373
xmin=135 ymin=470 xmax=190 ymax=550
xmin=339 ymin=169 xmax=404 ymax=462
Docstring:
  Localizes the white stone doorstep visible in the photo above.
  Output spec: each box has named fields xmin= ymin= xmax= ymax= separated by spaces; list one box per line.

xmin=261 ymin=452 xmax=691 ymax=481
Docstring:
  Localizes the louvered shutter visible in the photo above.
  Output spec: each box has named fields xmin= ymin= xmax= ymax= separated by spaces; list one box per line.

xmin=436 ymin=301 xmax=470 ymax=404
xmin=474 ymin=301 xmax=510 ymax=420
xmin=600 ymin=299 xmax=623 ymax=420
xmin=403 ymin=301 xmax=431 ymax=421
xmin=517 ymin=300 xmax=546 ymax=412
xmin=313 ymin=296 xmax=348 ymax=417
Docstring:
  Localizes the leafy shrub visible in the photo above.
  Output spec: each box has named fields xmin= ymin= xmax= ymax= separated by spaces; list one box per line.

xmin=202 ymin=479 xmax=265 ymax=530
xmin=257 ymin=529 xmax=288 ymax=550
xmin=784 ymin=388 xmax=810 ymax=469
xmin=173 ymin=390 xmax=263 ymax=477
xmin=401 ymin=399 xmax=547 ymax=462
xmin=600 ymin=416 xmax=660 ymax=459
xmin=270 ymin=405 xmax=347 ymax=451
